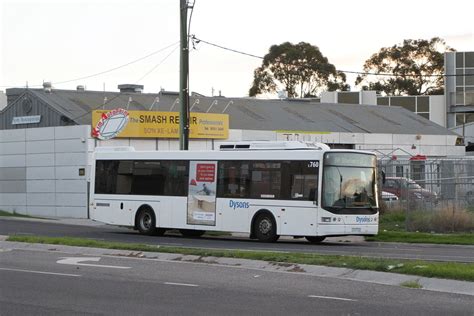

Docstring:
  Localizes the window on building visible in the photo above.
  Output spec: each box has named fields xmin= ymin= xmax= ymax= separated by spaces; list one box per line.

xmin=410 ymin=162 xmax=425 ymax=185
xmin=456 ymin=52 xmax=464 ymax=68
xmin=456 ymin=87 xmax=465 ymax=105
xmin=417 ymin=96 xmax=430 ymax=112
xmin=466 ymin=113 xmax=474 ymax=124
xmin=337 ymin=92 xmax=359 ymax=104
xmin=456 ymin=69 xmax=464 ymax=87
xmin=466 ymin=87 xmax=474 ymax=106
xmin=396 ymin=166 xmax=404 ymax=177
xmin=466 ymin=69 xmax=474 ymax=86
xmin=377 ymin=97 xmax=389 ymax=106
xmin=465 ymin=52 xmax=474 ymax=68
xmin=390 ymin=97 xmax=416 ymax=112
xmin=456 ymin=114 xmax=466 ymax=126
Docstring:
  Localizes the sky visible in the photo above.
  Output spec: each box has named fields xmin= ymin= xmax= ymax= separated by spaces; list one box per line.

xmin=1 ymin=0 xmax=472 ymax=98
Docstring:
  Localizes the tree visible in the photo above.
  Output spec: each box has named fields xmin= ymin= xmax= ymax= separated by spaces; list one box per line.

xmin=355 ymin=37 xmax=454 ymax=96
xmin=249 ymin=42 xmax=349 ymax=98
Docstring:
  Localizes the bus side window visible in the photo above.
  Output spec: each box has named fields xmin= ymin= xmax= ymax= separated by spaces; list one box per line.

xmin=217 ymin=161 xmax=249 ymax=198
xmin=288 ymin=161 xmax=318 ymax=202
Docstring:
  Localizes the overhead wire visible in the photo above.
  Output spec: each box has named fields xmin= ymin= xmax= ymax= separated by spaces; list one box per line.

xmin=190 ymin=35 xmax=473 ymax=78
xmin=0 ymin=41 xmax=180 ymax=88
xmin=135 ymin=44 xmax=180 ymax=83
xmin=72 ymin=42 xmax=180 ymax=122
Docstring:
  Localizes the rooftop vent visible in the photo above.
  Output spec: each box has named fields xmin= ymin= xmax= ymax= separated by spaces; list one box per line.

xmin=43 ymin=82 xmax=52 ymax=93
xmin=118 ymin=84 xmax=143 ymax=93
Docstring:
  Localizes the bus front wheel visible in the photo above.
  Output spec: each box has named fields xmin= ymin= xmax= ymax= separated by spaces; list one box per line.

xmin=254 ymin=213 xmax=279 ymax=242
xmin=305 ymin=236 xmax=325 ymax=243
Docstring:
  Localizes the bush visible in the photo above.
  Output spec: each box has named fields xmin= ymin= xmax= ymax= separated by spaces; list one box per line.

xmin=407 ymin=208 xmax=474 ymax=233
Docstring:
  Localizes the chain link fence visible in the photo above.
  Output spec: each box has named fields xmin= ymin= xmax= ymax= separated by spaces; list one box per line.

xmin=378 ymin=158 xmax=474 ymax=232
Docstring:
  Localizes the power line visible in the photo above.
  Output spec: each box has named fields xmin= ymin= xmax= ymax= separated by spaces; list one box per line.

xmin=72 ymin=45 xmax=180 ymax=122
xmin=55 ymin=41 xmax=180 ymax=85
xmin=0 ymin=41 xmax=180 ymax=88
xmin=135 ymin=45 xmax=180 ymax=83
xmin=191 ymin=35 xmax=264 ymax=60
xmin=191 ymin=35 xmax=473 ymax=78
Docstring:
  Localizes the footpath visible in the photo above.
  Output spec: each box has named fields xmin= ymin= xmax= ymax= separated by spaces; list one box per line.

xmin=0 ymin=216 xmax=473 ymax=296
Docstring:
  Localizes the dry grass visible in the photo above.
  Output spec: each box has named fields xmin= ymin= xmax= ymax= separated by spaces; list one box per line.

xmin=384 ymin=205 xmax=474 ymax=233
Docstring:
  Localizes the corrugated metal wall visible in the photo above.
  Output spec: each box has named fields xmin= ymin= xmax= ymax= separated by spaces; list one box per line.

xmin=0 ymin=125 xmax=92 ymax=218
xmin=0 ymin=91 xmax=72 ymax=129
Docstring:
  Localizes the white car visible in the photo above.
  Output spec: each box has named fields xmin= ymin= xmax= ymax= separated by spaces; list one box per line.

xmin=382 ymin=191 xmax=399 ymax=203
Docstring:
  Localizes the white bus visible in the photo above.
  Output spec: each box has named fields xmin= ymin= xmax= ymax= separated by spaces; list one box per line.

xmin=90 ymin=141 xmax=379 ymax=243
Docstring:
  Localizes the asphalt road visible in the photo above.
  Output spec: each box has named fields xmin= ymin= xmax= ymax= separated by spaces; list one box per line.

xmin=1 ymin=248 xmax=473 ymax=315
xmin=1 ymin=218 xmax=474 ymax=263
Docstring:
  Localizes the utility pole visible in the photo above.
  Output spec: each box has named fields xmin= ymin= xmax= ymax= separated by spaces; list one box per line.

xmin=179 ymin=0 xmax=189 ymax=150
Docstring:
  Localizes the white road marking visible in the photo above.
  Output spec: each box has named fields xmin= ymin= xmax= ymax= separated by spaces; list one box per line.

xmin=308 ymin=295 xmax=357 ymax=302
xmin=56 ymin=257 xmax=131 ymax=269
xmin=0 ymin=267 xmax=81 ymax=277
xmin=164 ymin=282 xmax=199 ymax=287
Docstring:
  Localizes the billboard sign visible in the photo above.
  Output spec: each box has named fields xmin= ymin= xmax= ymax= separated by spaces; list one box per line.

xmin=92 ymin=110 xmax=228 ymax=139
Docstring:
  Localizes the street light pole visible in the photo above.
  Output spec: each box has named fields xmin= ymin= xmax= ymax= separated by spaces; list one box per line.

xmin=179 ymin=0 xmax=189 ymax=150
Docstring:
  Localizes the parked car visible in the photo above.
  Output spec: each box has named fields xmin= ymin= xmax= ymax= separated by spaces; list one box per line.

xmin=382 ymin=177 xmax=438 ymax=203
xmin=381 ymin=191 xmax=399 ymax=203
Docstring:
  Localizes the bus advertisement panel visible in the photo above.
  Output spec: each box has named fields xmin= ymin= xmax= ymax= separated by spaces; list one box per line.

xmin=187 ymin=161 xmax=218 ymax=226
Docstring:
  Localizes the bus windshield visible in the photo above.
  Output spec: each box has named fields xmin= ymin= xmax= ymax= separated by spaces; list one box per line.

xmin=322 ymin=152 xmax=377 ymax=214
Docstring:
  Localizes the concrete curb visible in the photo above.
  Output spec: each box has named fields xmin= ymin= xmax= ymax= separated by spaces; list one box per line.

xmin=1 ymin=238 xmax=472 ymax=297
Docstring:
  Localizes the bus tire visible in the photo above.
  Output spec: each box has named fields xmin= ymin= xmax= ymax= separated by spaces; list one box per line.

xmin=254 ymin=213 xmax=279 ymax=242
xmin=179 ymin=229 xmax=205 ymax=238
xmin=136 ymin=207 xmax=159 ymax=236
xmin=305 ymin=236 xmax=325 ymax=243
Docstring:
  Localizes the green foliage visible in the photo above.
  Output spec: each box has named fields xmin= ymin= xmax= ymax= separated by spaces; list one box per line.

xmin=0 ymin=210 xmax=34 ymax=218
xmin=249 ymin=42 xmax=349 ymax=98
xmin=379 ymin=209 xmax=406 ymax=231
xmin=400 ymin=280 xmax=423 ymax=289
xmin=355 ymin=37 xmax=454 ymax=96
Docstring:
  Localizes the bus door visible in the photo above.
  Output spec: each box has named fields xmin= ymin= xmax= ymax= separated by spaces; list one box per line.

xmin=186 ymin=161 xmax=220 ymax=228
xmin=279 ymin=161 xmax=319 ymax=236
xmin=279 ymin=188 xmax=318 ymax=235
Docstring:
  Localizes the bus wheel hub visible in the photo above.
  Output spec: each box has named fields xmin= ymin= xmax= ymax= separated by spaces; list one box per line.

xmin=259 ymin=219 xmax=271 ymax=234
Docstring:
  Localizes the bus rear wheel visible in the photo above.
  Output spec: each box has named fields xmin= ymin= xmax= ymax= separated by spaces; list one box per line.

xmin=180 ymin=229 xmax=205 ymax=237
xmin=254 ymin=213 xmax=279 ymax=242
xmin=305 ymin=236 xmax=325 ymax=243
xmin=136 ymin=208 xmax=165 ymax=236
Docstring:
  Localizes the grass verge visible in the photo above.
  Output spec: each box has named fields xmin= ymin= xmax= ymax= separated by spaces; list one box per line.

xmin=7 ymin=235 xmax=474 ymax=282
xmin=366 ymin=231 xmax=474 ymax=245
xmin=400 ymin=280 xmax=423 ymax=289
xmin=0 ymin=210 xmax=36 ymax=218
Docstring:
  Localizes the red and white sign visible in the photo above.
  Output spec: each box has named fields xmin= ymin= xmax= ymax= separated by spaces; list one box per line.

xmin=92 ymin=108 xmax=129 ymax=140
xmin=196 ymin=164 xmax=216 ymax=182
